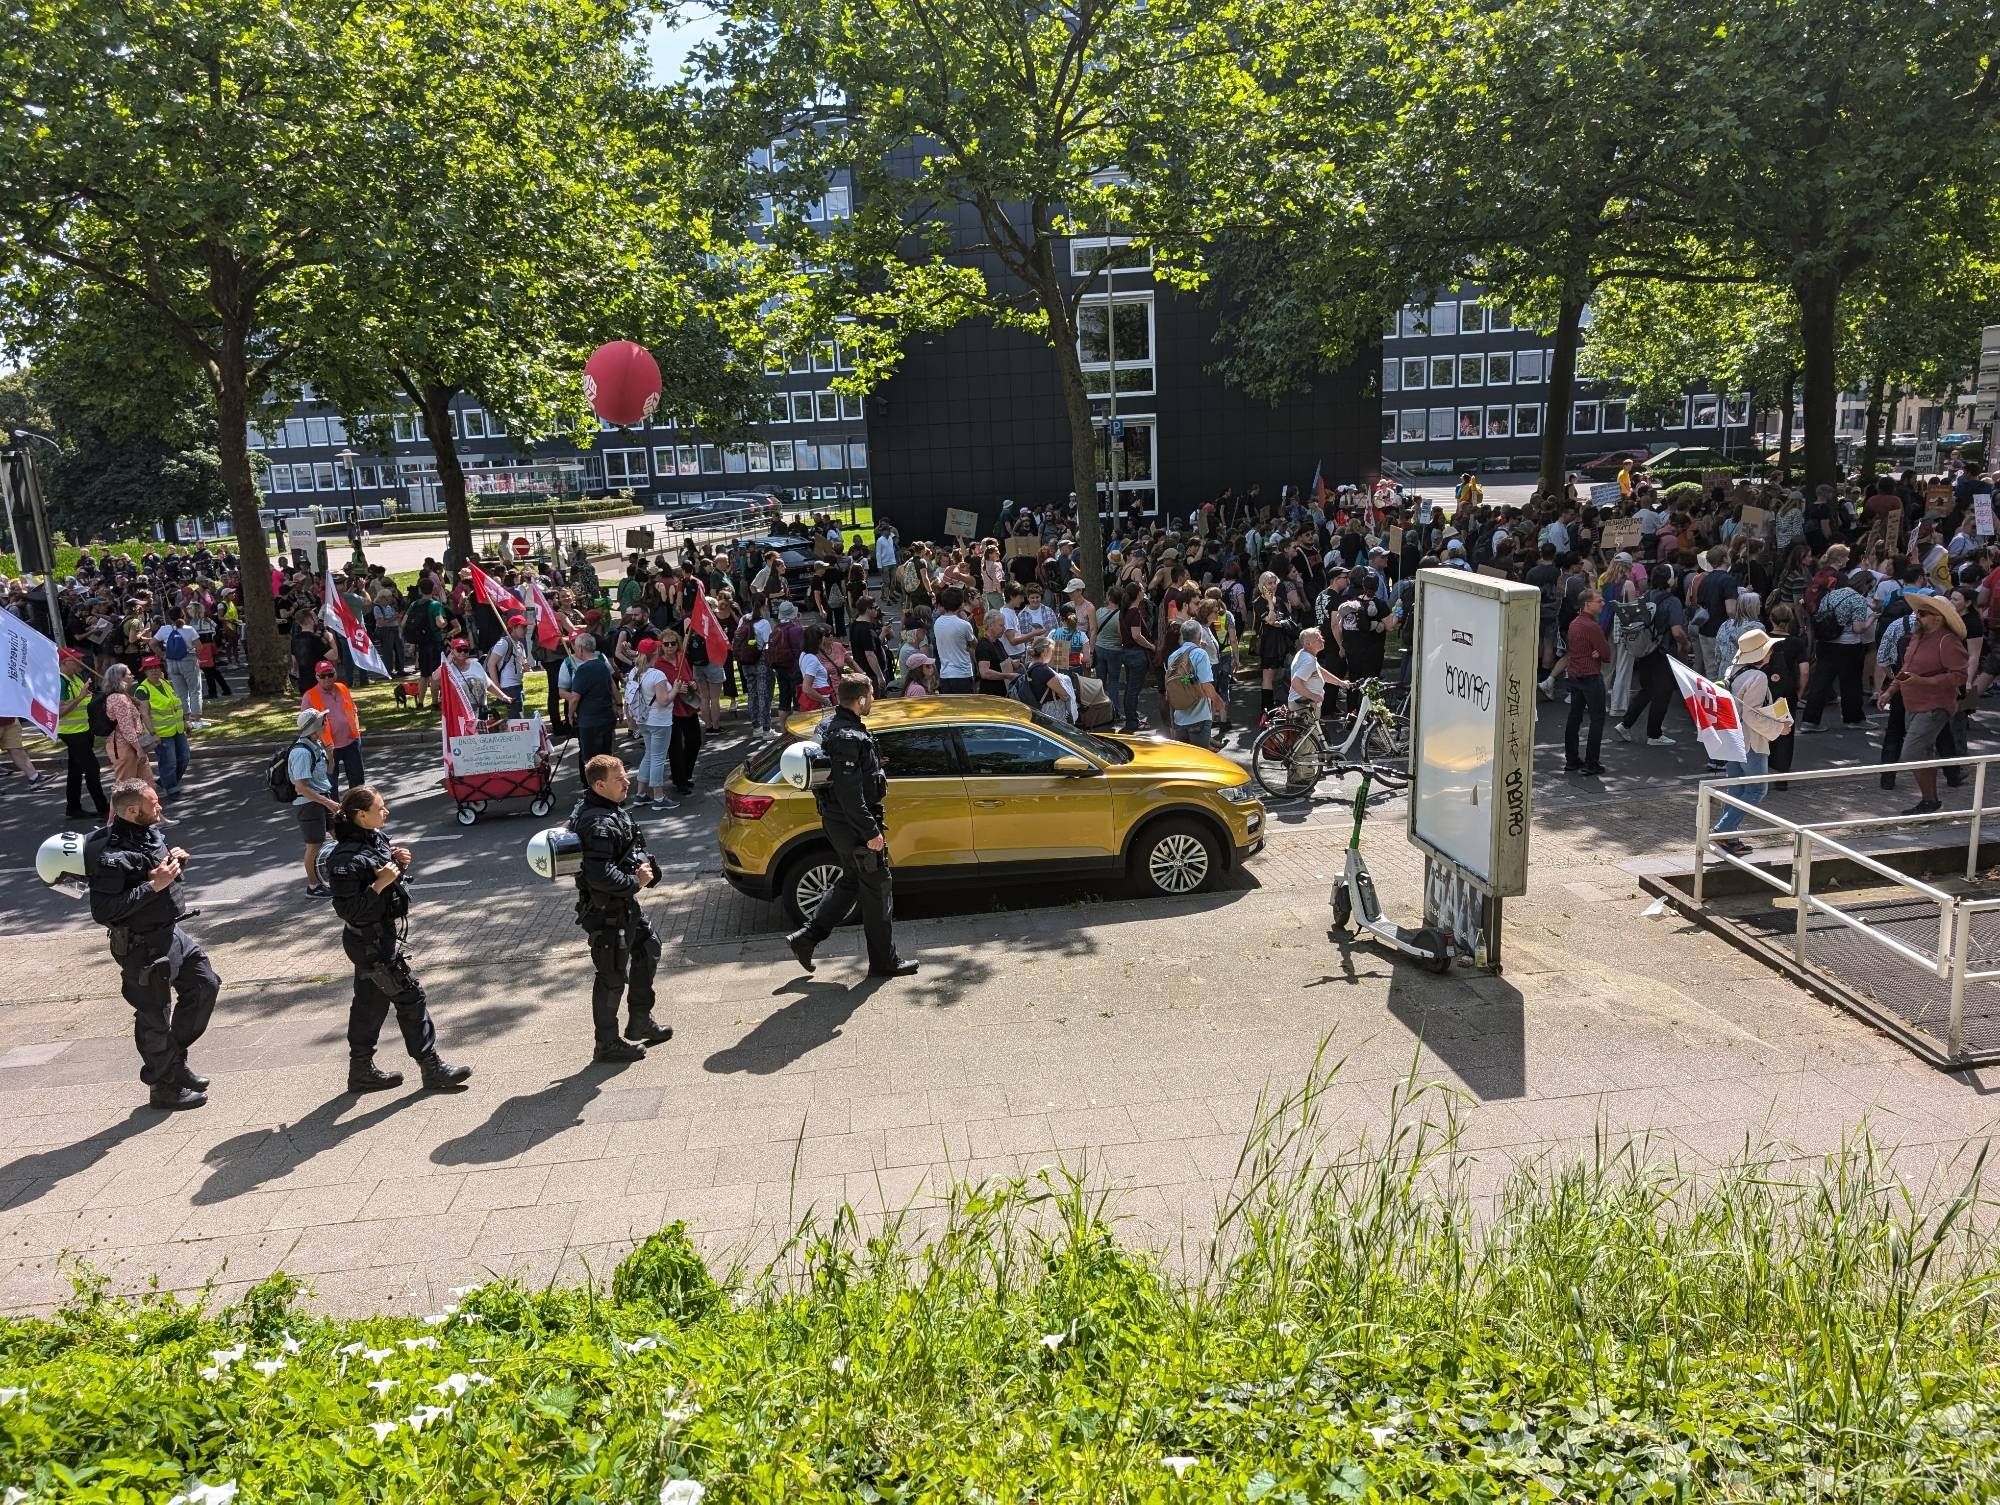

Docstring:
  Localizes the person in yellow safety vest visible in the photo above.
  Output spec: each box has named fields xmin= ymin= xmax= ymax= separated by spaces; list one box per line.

xmin=58 ymin=648 xmax=108 ymax=819
xmin=138 ymin=657 xmax=191 ymax=796
xmin=301 ymin=660 xmax=367 ymax=790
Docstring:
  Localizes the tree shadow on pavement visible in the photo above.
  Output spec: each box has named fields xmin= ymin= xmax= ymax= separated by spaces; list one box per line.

xmin=704 ymin=976 xmax=885 ymax=1076
xmin=429 ymin=1058 xmax=643 ymax=1167
xmin=0 ymin=1107 xmax=169 ymax=1210
xmin=192 ymin=1088 xmax=431 ymax=1204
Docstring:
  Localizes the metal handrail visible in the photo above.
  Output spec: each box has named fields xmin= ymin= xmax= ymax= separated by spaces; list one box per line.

xmin=1692 ymin=752 xmax=2000 ymax=1062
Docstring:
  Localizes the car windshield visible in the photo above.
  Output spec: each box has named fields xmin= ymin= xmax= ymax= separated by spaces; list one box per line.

xmin=1032 ymin=715 xmax=1135 ymax=764
xmin=743 ymin=736 xmax=793 ymax=784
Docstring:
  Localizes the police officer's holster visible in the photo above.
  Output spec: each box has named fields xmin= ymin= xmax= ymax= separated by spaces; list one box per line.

xmin=341 ymin=923 xmax=436 ymax=1064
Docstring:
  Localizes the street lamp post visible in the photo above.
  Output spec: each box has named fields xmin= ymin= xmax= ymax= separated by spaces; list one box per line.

xmin=336 ymin=447 xmax=364 ymax=569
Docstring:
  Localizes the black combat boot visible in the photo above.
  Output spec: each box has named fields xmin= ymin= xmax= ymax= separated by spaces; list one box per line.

xmin=178 ymin=1065 xmax=210 ymax=1092
xmin=148 ymin=1083 xmax=206 ymax=1111
xmin=418 ymin=1052 xmax=472 ymax=1090
xmin=347 ymin=1059 xmax=404 ymax=1093
xmin=624 ymin=1013 xmax=674 ymax=1045
xmin=785 ymin=929 xmax=816 ymax=973
xmin=593 ymin=1039 xmax=647 ymax=1063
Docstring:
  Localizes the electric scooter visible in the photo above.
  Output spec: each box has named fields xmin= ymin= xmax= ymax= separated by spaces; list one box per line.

xmin=1326 ymin=763 xmax=1453 ymax=972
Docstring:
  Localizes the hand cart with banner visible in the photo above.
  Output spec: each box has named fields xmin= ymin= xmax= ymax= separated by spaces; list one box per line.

xmin=442 ymin=713 xmax=564 ymax=825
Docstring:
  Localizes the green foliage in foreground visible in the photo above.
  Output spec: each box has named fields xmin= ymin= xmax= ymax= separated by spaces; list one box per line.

xmin=3 ymin=1074 xmax=1999 ymax=1503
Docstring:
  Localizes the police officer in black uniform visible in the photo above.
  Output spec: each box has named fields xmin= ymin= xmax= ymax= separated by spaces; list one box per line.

xmin=571 ymin=753 xmax=673 ymax=1062
xmin=785 ymin=674 xmax=919 ymax=977
xmin=85 ymin=778 xmax=220 ymax=1110
xmin=324 ymin=785 xmax=472 ymax=1093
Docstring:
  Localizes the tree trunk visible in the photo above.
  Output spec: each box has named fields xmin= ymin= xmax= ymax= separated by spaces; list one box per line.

xmin=1777 ymin=368 xmax=1797 ymax=484
xmin=1537 ymin=292 xmax=1588 ymax=497
xmin=1040 ymin=283 xmax=1105 ymax=597
xmin=1796 ymin=268 xmax=1843 ymax=496
xmin=412 ymin=381 xmax=473 ymax=566
xmin=1859 ymin=366 xmax=1890 ymax=483
xmin=210 ymin=323 xmax=286 ymax=695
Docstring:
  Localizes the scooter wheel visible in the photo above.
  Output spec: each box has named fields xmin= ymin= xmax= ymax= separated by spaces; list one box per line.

xmin=1414 ymin=928 xmax=1452 ymax=972
xmin=1331 ymin=888 xmax=1353 ymax=934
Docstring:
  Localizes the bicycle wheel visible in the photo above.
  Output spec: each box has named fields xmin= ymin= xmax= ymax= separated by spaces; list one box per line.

xmin=1366 ymin=713 xmax=1410 ymax=765
xmin=1251 ymin=723 xmax=1316 ymax=799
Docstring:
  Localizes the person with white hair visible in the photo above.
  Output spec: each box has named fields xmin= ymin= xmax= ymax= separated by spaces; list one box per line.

xmin=288 ymin=708 xmax=342 ymax=897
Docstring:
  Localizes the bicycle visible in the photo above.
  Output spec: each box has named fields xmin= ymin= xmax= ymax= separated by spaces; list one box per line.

xmin=1249 ymin=677 xmax=1409 ymax=801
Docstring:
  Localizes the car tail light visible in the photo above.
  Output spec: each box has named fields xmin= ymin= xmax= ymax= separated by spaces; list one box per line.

xmin=725 ymin=791 xmax=775 ymax=820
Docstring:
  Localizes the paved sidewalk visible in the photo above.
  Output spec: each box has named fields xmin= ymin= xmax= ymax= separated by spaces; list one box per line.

xmin=3 ymin=791 xmax=1996 ymax=1316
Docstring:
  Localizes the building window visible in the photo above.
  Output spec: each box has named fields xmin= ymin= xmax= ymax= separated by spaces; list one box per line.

xmin=723 ymin=446 xmax=748 ymax=474
xmin=793 ymin=441 xmax=819 ymax=470
xmin=791 ymin=392 xmax=816 ymax=423
xmin=247 ymin=425 xmax=266 ymax=450
xmin=698 ymin=444 xmax=722 ymax=473
xmin=392 ymin=413 xmax=424 ymax=443
xmin=305 ymin=416 xmax=330 ymax=446
xmin=268 ymin=466 xmax=292 ymax=493
xmin=813 ymin=340 xmax=837 ymax=372
xmin=764 ymin=350 xmax=785 ymax=376
xmin=1384 ymin=310 xmax=1401 ymax=341
xmin=1601 ymin=399 xmax=1628 ymax=433
xmin=1515 ymin=350 xmax=1544 ymax=384
xmin=1068 ymin=236 xmax=1153 ymax=279
xmin=1428 ymin=356 xmax=1454 ymax=389
xmin=676 ymin=445 xmax=698 ymax=476
xmin=1572 ymin=401 xmax=1600 ymax=434
xmin=285 ymin=417 xmax=310 ymax=448
xmin=293 ymin=463 xmax=316 ymax=491
xmin=1487 ymin=352 xmax=1513 ymax=384
xmin=748 ymin=442 xmax=771 ymax=472
xmin=1428 ymin=302 xmax=1458 ymax=337
xmin=1661 ymin=396 xmax=1689 ymax=430
xmin=839 ymin=392 xmax=864 ymax=421
xmin=788 ymin=348 xmax=812 ymax=375
xmin=847 ymin=440 xmax=868 ymax=469
xmin=1399 ymin=305 xmax=1428 ymax=339
xmin=462 ymin=409 xmax=489 ymax=439
xmin=1515 ymin=405 xmax=1542 ymax=437
xmin=1458 ymin=353 xmax=1484 ymax=387
xmin=653 ymin=447 xmax=677 ymax=476
xmin=1691 ymin=394 xmax=1720 ymax=427
xmin=310 ymin=462 xmax=335 ymax=490
xmin=1076 ymin=292 xmax=1155 ymax=396
xmin=1383 ymin=358 xmax=1401 ymax=394
xmin=604 ymin=448 xmax=648 ymax=486
xmin=823 ymin=185 xmax=851 ymax=220
xmin=767 ymin=394 xmax=789 ymax=423
xmin=1457 ymin=407 xmax=1482 ymax=439
xmin=1398 ymin=409 xmax=1427 ymax=443
xmin=1490 ymin=307 xmax=1513 ymax=332
xmin=1427 ymin=407 xmax=1454 ymax=441
xmin=1723 ymin=394 xmax=1750 ymax=427
xmin=771 ymin=440 xmax=795 ymax=471
xmin=486 ymin=413 xmax=506 ymax=436
xmin=1459 ymin=301 xmax=1487 ymax=335
xmin=1381 ymin=411 xmax=1398 ymax=442
xmin=814 ymin=390 xmax=839 ymax=422
xmin=1485 ymin=406 xmax=1512 ymax=438
xmin=1400 ymin=356 xmax=1427 ymax=390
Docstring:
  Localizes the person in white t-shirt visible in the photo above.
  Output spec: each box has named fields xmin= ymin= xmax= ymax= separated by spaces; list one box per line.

xmin=1288 ymin=627 xmax=1333 ymax=712
xmin=932 ymin=593 xmax=977 ymax=692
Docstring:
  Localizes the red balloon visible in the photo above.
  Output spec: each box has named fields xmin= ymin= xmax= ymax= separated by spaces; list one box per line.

xmin=583 ymin=340 xmax=663 ymax=427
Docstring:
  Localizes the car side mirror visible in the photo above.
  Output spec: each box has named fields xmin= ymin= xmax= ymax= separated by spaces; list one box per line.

xmin=1052 ymin=755 xmax=1097 ymax=777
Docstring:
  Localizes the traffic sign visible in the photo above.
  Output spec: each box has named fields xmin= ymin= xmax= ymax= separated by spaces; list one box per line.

xmin=510 ymin=534 xmax=531 ymax=560
xmin=1109 ymin=418 xmax=1125 ymax=440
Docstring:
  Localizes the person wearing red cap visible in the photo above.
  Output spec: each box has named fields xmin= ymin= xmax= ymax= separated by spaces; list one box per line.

xmin=488 ymin=613 xmax=532 ymax=719
xmin=302 ymin=661 xmax=366 ymax=790
xmin=56 ymin=648 xmax=107 ymax=817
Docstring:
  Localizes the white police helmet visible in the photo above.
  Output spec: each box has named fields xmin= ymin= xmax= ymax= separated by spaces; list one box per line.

xmin=779 ymin=740 xmax=830 ymax=790
xmin=36 ymin=830 xmax=88 ymax=894
xmin=525 ymin=826 xmax=583 ymax=880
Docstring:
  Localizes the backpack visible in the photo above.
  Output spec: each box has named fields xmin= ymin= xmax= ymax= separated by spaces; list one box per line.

xmin=1812 ymin=591 xmax=1847 ymax=644
xmin=733 ymin=618 xmax=763 ymax=667
xmin=766 ymin=622 xmax=803 ymax=672
xmin=1164 ymin=646 xmax=1205 ymax=713
xmin=1615 ymin=597 xmax=1661 ymax=660
xmin=265 ymin=737 xmax=316 ymax=803
xmin=400 ymin=602 xmax=433 ymax=646
xmin=624 ymin=670 xmax=651 ymax=725
xmin=87 ymin=689 xmax=116 ymax=739
xmin=162 ymin=627 xmax=190 ymax=662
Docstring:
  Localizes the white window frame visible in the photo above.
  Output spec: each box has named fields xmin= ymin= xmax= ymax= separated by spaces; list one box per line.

xmin=269 ymin=465 xmax=293 ymax=493
xmin=788 ymin=348 xmax=812 ymax=375
xmin=1427 ymin=407 xmax=1454 ymax=441
xmin=847 ymin=440 xmax=868 ymax=470
xmin=676 ymin=445 xmax=699 ymax=476
xmin=1571 ymin=400 xmax=1600 ymax=435
xmin=790 ymin=392 xmax=816 ymax=423
xmin=462 ymin=409 xmax=489 ymax=439
xmin=326 ymin=416 xmax=348 ymax=444
xmin=1458 ymin=301 xmax=1487 ymax=335
xmin=652 ymin=446 xmax=678 ymax=477
xmin=247 ymin=425 xmax=266 ymax=450
xmin=1398 ymin=409 xmax=1427 ymax=444
xmin=285 ymin=418 xmax=310 ymax=448
xmin=1400 ymin=305 xmax=1428 ymax=339
xmin=1076 ymin=291 xmax=1156 ymax=394
xmin=1662 ymin=396 xmax=1689 ymax=430
xmin=1068 ymin=236 xmax=1153 ymax=279
xmin=313 ymin=461 xmax=337 ymax=490
xmin=293 ymin=463 xmax=317 ymax=491
xmin=1458 ymin=353 xmax=1485 ymax=387
xmin=793 ymin=442 xmax=818 ymax=470
xmin=814 ymin=390 xmax=839 ymax=422
xmin=813 ymin=340 xmax=838 ymax=372
xmin=1515 ymin=350 xmax=1544 ymax=384
xmin=1381 ymin=411 xmax=1398 ymax=443
xmin=748 ymin=441 xmax=771 ymax=472
xmin=1457 ymin=407 xmax=1483 ymax=441
xmin=1428 ymin=302 xmax=1458 ymax=337
xmin=767 ymin=394 xmax=789 ymax=423
xmin=698 ymin=444 xmax=723 ymax=473
xmin=823 ymin=184 xmax=851 ymax=220
xmin=1487 ymin=351 xmax=1514 ymax=384
xmin=1484 ymin=406 xmax=1512 ymax=439
xmin=1383 ymin=358 xmax=1401 ymax=394
xmin=1723 ymin=393 xmax=1751 ymax=427
xmin=771 ymin=440 xmax=795 ymax=471
xmin=604 ymin=447 xmax=649 ymax=486
xmin=305 ymin=416 xmax=330 ymax=446
xmin=723 ymin=446 xmax=748 ymax=474
xmin=1490 ymin=306 xmax=1514 ymax=333
xmin=1428 ymin=356 xmax=1455 ymax=389
xmin=1601 ymin=399 xmax=1628 ymax=433
xmin=1400 ymin=356 xmax=1427 ymax=391
xmin=839 ymin=392 xmax=864 ymax=421
xmin=1514 ymin=405 xmax=1542 ymax=437
xmin=1691 ymin=394 xmax=1720 ymax=428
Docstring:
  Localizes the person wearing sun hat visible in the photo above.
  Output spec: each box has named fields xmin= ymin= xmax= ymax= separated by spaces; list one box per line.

xmin=1880 ymin=592 xmax=1969 ymax=817
xmin=1708 ymin=626 xmax=1794 ymax=857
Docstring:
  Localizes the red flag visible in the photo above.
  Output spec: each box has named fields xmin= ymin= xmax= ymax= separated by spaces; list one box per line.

xmin=688 ymin=580 xmax=728 ymax=666
xmin=523 ymin=575 xmax=563 ymax=652
xmin=436 ymin=657 xmax=481 ymax=767
xmin=322 ymin=563 xmax=386 ymax=678
xmin=1311 ymin=461 xmax=1327 ymax=507
xmin=468 ymin=561 xmax=523 ymax=614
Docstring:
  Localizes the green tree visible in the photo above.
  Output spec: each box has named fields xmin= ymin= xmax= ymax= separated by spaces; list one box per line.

xmin=0 ymin=0 xmax=441 ymax=690
xmin=295 ymin=0 xmax=775 ymax=567
xmin=704 ymin=0 xmax=1243 ymax=591
xmin=1690 ymin=0 xmax=2000 ymax=493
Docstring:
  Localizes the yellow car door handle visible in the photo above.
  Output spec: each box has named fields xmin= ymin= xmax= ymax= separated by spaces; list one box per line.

xmin=973 ymin=799 xmax=1005 ymax=808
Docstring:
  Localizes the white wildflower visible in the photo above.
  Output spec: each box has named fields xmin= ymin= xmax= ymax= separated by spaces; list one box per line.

xmin=448 ymin=1284 xmax=482 ymax=1298
xmin=369 ymin=1420 xmax=398 ymax=1442
xmin=338 ymin=1342 xmax=365 ymax=1357
xmin=251 ymin=1358 xmax=285 ymax=1378
xmin=1364 ymin=1425 xmax=1397 ymax=1447
xmin=400 ymin=1336 xmax=439 ymax=1352
xmin=829 ymin=1356 xmax=848 ymax=1376
xmin=4 ymin=1486 xmax=25 ymax=1504
xmin=422 ymin=1306 xmax=458 ymax=1327
xmin=280 ymin=1332 xmax=303 ymax=1355
xmin=197 ymin=1367 xmax=221 ymax=1382
xmin=363 ymin=1348 xmax=394 ymax=1367
xmin=664 ymin=1401 xmax=701 ymax=1427
xmin=404 ymin=1405 xmax=452 ymax=1433
xmin=1039 ymin=1332 xmax=1065 ymax=1352
xmin=467 ymin=1372 xmax=495 ymax=1387
xmin=0 ymin=1390 xmax=23 ymax=1406
xmin=435 ymin=1373 xmax=470 ymax=1397
xmin=368 ymin=1379 xmax=399 ymax=1397
xmin=617 ymin=1335 xmax=660 ymax=1355
xmin=1163 ymin=1456 xmax=1198 ymax=1479
xmin=170 ymin=1483 xmax=238 ymax=1505
xmin=659 ymin=1483 xmax=706 ymax=1505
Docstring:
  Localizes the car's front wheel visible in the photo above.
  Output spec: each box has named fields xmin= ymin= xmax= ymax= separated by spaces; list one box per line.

xmin=1130 ymin=817 xmax=1221 ymax=900
xmin=778 ymin=846 xmax=848 ymax=928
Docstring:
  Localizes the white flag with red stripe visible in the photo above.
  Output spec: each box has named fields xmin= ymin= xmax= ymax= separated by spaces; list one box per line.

xmin=1668 ymin=657 xmax=1747 ymax=763
xmin=436 ymin=656 xmax=482 ymax=768
xmin=321 ymin=562 xmax=386 ymax=678
xmin=688 ymin=579 xmax=728 ymax=666
xmin=468 ymin=561 xmax=524 ymax=615
xmin=523 ymin=575 xmax=564 ymax=652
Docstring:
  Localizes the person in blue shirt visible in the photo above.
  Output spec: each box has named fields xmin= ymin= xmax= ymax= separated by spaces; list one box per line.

xmin=1165 ymin=621 xmax=1225 ymax=749
xmin=288 ymin=709 xmax=341 ymax=897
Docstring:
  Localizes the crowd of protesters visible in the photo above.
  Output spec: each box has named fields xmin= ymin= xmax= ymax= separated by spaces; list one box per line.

xmin=9 ymin=452 xmax=2000 ymax=845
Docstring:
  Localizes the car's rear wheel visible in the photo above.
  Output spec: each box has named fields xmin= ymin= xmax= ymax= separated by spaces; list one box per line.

xmin=1131 ymin=817 xmax=1221 ymax=900
xmin=779 ymin=846 xmax=847 ymax=927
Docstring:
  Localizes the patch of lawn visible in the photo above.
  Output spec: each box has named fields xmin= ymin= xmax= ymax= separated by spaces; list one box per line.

xmin=195 ymin=677 xmax=435 ymax=745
